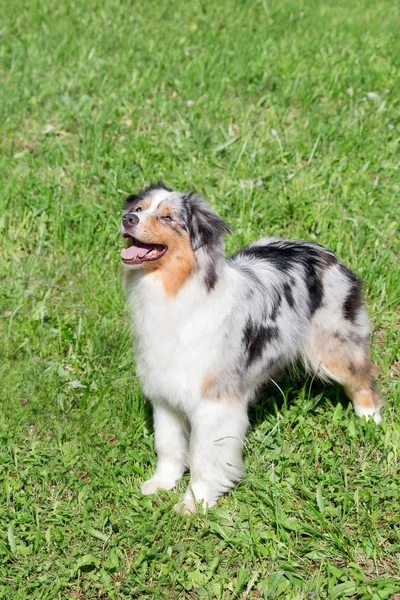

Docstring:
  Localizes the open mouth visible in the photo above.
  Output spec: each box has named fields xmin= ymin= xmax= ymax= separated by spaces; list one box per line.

xmin=121 ymin=236 xmax=167 ymax=265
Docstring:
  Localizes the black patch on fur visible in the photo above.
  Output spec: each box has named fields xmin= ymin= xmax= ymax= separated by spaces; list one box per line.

xmin=270 ymin=293 xmax=282 ymax=321
xmin=339 ymin=264 xmax=362 ymax=321
xmin=123 ymin=180 xmax=171 ymax=211
xmin=321 ymin=252 xmax=338 ymax=267
xmin=343 ymin=289 xmax=362 ymax=321
xmin=333 ymin=331 xmax=347 ymax=343
xmin=204 ymin=261 xmax=218 ymax=292
xmin=304 ymin=261 xmax=324 ymax=315
xmin=185 ymin=193 xmax=231 ymax=250
xmin=283 ymin=283 xmax=295 ymax=308
xmin=234 ymin=243 xmax=300 ymax=271
xmin=349 ymin=362 xmax=357 ymax=375
xmin=235 ymin=265 xmax=265 ymax=291
xmin=178 ymin=201 xmax=192 ymax=234
xmin=234 ymin=241 xmax=328 ymax=315
xmin=267 ymin=355 xmax=283 ymax=370
xmin=349 ymin=332 xmax=365 ymax=346
xmin=234 ymin=264 xmax=281 ymax=320
xmin=348 ymin=360 xmax=370 ymax=378
xmin=242 ymin=319 xmax=279 ymax=367
xmin=233 ymin=240 xmax=334 ymax=315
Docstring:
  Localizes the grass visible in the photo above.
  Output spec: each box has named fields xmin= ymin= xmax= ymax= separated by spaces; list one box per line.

xmin=0 ymin=0 xmax=399 ymax=597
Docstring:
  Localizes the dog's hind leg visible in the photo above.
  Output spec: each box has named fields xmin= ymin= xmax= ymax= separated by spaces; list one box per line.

xmin=141 ymin=403 xmax=189 ymax=495
xmin=317 ymin=352 xmax=382 ymax=423
xmin=301 ymin=307 xmax=383 ymax=424
xmin=175 ymin=399 xmax=249 ymax=514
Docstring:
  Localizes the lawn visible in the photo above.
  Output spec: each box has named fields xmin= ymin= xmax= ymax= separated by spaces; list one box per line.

xmin=0 ymin=0 xmax=399 ymax=597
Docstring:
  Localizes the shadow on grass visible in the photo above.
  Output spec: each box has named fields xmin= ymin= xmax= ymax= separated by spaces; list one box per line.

xmin=249 ymin=373 xmax=351 ymax=428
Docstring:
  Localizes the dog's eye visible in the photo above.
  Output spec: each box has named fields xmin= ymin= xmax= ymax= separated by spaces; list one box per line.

xmin=161 ymin=215 xmax=173 ymax=222
xmin=135 ymin=206 xmax=142 ymax=213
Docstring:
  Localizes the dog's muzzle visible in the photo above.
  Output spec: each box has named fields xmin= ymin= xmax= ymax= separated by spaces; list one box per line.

xmin=122 ymin=213 xmax=139 ymax=229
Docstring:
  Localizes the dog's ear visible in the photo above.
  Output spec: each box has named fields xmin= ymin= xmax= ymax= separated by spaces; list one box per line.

xmin=185 ymin=194 xmax=231 ymax=251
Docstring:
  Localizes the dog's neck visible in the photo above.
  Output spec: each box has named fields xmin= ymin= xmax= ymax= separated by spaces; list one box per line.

xmin=194 ymin=243 xmax=226 ymax=294
xmin=125 ymin=242 xmax=227 ymax=299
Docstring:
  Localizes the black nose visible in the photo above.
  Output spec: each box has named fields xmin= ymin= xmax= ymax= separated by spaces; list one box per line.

xmin=122 ymin=213 xmax=139 ymax=228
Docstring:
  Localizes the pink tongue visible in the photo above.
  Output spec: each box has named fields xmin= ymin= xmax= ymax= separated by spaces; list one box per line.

xmin=121 ymin=245 xmax=150 ymax=260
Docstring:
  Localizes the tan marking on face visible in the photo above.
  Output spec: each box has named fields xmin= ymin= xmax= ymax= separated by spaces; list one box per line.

xmin=125 ymin=197 xmax=152 ymax=214
xmin=134 ymin=215 xmax=196 ymax=296
xmin=157 ymin=204 xmax=173 ymax=217
xmin=140 ymin=198 xmax=152 ymax=210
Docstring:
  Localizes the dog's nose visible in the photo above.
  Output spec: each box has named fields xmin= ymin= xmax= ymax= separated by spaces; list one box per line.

xmin=122 ymin=213 xmax=139 ymax=228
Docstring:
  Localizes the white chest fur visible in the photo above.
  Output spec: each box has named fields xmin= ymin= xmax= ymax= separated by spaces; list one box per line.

xmin=126 ymin=269 xmax=238 ymax=414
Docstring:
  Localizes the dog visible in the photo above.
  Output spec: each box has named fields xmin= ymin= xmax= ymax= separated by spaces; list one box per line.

xmin=120 ymin=181 xmax=383 ymax=514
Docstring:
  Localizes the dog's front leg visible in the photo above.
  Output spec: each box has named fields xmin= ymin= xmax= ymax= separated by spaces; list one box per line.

xmin=175 ymin=399 xmax=249 ymax=514
xmin=141 ymin=403 xmax=189 ymax=495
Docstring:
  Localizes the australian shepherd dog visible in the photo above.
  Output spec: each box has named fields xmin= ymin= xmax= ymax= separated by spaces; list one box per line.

xmin=120 ymin=182 xmax=382 ymax=514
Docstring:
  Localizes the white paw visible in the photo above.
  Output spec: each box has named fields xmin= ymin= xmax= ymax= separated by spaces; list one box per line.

xmin=355 ymin=406 xmax=382 ymax=424
xmin=174 ymin=495 xmax=197 ymax=516
xmin=141 ymin=476 xmax=176 ymax=495
xmin=373 ymin=411 xmax=382 ymax=424
xmin=174 ymin=484 xmax=217 ymax=515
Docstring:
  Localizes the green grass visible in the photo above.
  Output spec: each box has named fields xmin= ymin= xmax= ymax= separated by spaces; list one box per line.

xmin=1 ymin=0 xmax=399 ymax=597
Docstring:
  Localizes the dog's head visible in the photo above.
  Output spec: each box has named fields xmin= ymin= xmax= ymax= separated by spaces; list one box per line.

xmin=120 ymin=181 xmax=230 ymax=271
